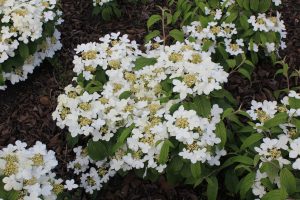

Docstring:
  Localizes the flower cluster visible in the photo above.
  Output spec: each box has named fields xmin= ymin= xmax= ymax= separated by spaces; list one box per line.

xmin=67 ymin=147 xmax=115 ymax=194
xmin=180 ymin=0 xmax=285 ymax=66
xmin=53 ymin=33 xmax=228 ymax=194
xmin=0 ymin=0 xmax=62 ymax=90
xmin=0 ymin=141 xmax=78 ymax=200
xmin=246 ymin=91 xmax=300 ymax=199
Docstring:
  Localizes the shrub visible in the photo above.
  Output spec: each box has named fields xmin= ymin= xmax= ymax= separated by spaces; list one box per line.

xmin=0 ymin=141 xmax=78 ymax=200
xmin=0 ymin=0 xmax=62 ymax=90
xmin=146 ymin=0 xmax=286 ymax=80
xmin=53 ymin=32 xmax=235 ymax=195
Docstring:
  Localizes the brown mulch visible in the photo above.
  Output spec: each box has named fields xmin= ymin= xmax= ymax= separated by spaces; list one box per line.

xmin=0 ymin=0 xmax=299 ymax=199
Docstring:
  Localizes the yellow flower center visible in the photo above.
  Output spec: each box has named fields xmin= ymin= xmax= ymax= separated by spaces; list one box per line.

xmin=211 ymin=26 xmax=221 ymax=34
xmin=148 ymin=103 xmax=160 ymax=114
xmin=60 ymin=107 xmax=70 ymax=120
xmin=190 ymin=54 xmax=202 ymax=64
xmin=82 ymin=50 xmax=97 ymax=60
xmin=257 ymin=18 xmax=265 ymax=25
xmin=14 ymin=9 xmax=28 ymax=16
xmin=52 ymin=184 xmax=64 ymax=195
xmin=230 ymin=43 xmax=240 ymax=51
xmin=79 ymin=102 xmax=91 ymax=111
xmin=32 ymin=154 xmax=44 ymax=166
xmin=68 ymin=91 xmax=78 ymax=98
xmin=4 ymin=161 xmax=18 ymax=176
xmin=84 ymin=65 xmax=96 ymax=73
xmin=98 ymin=168 xmax=107 ymax=177
xmin=187 ymin=142 xmax=199 ymax=152
xmin=140 ymin=134 xmax=155 ymax=145
xmin=175 ymin=117 xmax=189 ymax=128
xmin=132 ymin=150 xmax=143 ymax=159
xmin=113 ymin=83 xmax=122 ymax=93
xmin=108 ymin=59 xmax=121 ymax=69
xmin=183 ymin=74 xmax=197 ymax=87
xmin=99 ymin=97 xmax=109 ymax=104
xmin=269 ymin=148 xmax=281 ymax=159
xmin=196 ymin=25 xmax=203 ymax=33
xmin=169 ymin=53 xmax=183 ymax=63
xmin=24 ymin=178 xmax=37 ymax=186
xmin=78 ymin=116 xmax=92 ymax=126
xmin=124 ymin=72 xmax=136 ymax=82
xmin=256 ymin=110 xmax=270 ymax=123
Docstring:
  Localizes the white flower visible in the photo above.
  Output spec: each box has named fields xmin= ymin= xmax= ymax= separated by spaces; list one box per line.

xmin=64 ymin=179 xmax=79 ymax=190
xmin=224 ymin=38 xmax=244 ymax=56
xmin=292 ymin=158 xmax=300 ymax=170
xmin=289 ymin=91 xmax=300 ymax=99
xmin=289 ymin=138 xmax=300 ymax=159
xmin=272 ymin=0 xmax=282 ymax=6
xmin=265 ymin=42 xmax=275 ymax=53
xmin=3 ymin=175 xmax=23 ymax=191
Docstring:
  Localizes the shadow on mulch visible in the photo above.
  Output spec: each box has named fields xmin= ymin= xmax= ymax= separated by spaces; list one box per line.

xmin=0 ymin=0 xmax=299 ymax=199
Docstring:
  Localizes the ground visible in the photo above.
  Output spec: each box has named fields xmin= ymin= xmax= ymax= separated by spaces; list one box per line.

xmin=0 ymin=0 xmax=299 ymax=199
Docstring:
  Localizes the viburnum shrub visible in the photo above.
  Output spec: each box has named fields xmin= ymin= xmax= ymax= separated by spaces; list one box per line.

xmin=146 ymin=0 xmax=286 ymax=80
xmin=0 ymin=0 xmax=62 ymax=90
xmin=52 ymin=32 xmax=237 ymax=195
xmin=0 ymin=141 xmax=78 ymax=200
xmin=222 ymin=91 xmax=300 ymax=199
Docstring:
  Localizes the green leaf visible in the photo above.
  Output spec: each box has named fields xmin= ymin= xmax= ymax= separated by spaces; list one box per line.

xmin=19 ymin=43 xmax=30 ymax=59
xmin=134 ymin=57 xmax=157 ymax=70
xmin=289 ymin=97 xmax=300 ymax=109
xmin=264 ymin=112 xmax=288 ymax=129
xmin=225 ymin=10 xmax=238 ymax=23
xmin=243 ymin=0 xmax=250 ymax=10
xmin=7 ymin=191 xmax=19 ymax=200
xmin=66 ymin=132 xmax=79 ymax=148
xmin=206 ymin=176 xmax=218 ymax=200
xmin=215 ymin=121 xmax=227 ymax=148
xmin=85 ymin=80 xmax=103 ymax=93
xmin=225 ymin=169 xmax=239 ymax=194
xmin=260 ymin=161 xmax=280 ymax=182
xmin=169 ymin=29 xmax=185 ymax=42
xmin=117 ymin=124 xmax=135 ymax=144
xmin=159 ymin=140 xmax=172 ymax=164
xmin=87 ymin=140 xmax=108 ymax=161
xmin=169 ymin=156 xmax=184 ymax=172
xmin=202 ymin=40 xmax=214 ymax=51
xmin=221 ymin=156 xmax=253 ymax=169
xmin=112 ymin=124 xmax=135 ymax=153
xmin=145 ymin=30 xmax=160 ymax=43
xmin=226 ymin=59 xmax=236 ymax=68
xmin=239 ymin=172 xmax=255 ymax=199
xmin=259 ymin=0 xmax=271 ymax=12
xmin=238 ymin=67 xmax=251 ymax=81
xmin=261 ymin=189 xmax=288 ymax=200
xmin=190 ymin=162 xmax=201 ymax=178
xmin=147 ymin=15 xmax=162 ymax=29
xmin=166 ymin=12 xmax=173 ymax=25
xmin=102 ymin=7 xmax=112 ymax=21
xmin=280 ymin=168 xmax=296 ymax=194
xmin=292 ymin=118 xmax=300 ymax=130
xmin=193 ymin=95 xmax=211 ymax=117
xmin=236 ymin=0 xmax=244 ymax=7
xmin=240 ymin=15 xmax=250 ymax=30
xmin=250 ymin=0 xmax=259 ymax=11
xmin=240 ymin=133 xmax=263 ymax=150
xmin=222 ymin=108 xmax=234 ymax=119
xmin=119 ymin=91 xmax=132 ymax=99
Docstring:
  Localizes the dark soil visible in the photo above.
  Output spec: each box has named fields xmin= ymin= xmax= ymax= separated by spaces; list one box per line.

xmin=0 ymin=0 xmax=299 ymax=199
